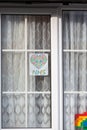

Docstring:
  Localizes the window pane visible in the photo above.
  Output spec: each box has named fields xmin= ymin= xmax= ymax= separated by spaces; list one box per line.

xmin=63 ymin=11 xmax=87 ymax=50
xmin=2 ymin=94 xmax=26 ymax=128
xmin=63 ymin=52 xmax=87 ymax=91
xmin=2 ymin=53 xmax=25 ymax=91
xmin=64 ymin=94 xmax=87 ymax=130
xmin=27 ymin=94 xmax=51 ymax=128
xmin=27 ymin=16 xmax=51 ymax=49
xmin=1 ymin=15 xmax=25 ymax=49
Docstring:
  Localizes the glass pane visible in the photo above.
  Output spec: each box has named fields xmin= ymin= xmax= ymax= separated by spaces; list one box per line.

xmin=27 ymin=94 xmax=51 ymax=128
xmin=2 ymin=53 xmax=25 ymax=91
xmin=63 ymin=11 xmax=87 ymax=50
xmin=27 ymin=16 xmax=51 ymax=49
xmin=28 ymin=52 xmax=51 ymax=91
xmin=63 ymin=52 xmax=87 ymax=91
xmin=1 ymin=15 xmax=25 ymax=49
xmin=64 ymin=94 xmax=87 ymax=130
xmin=2 ymin=94 xmax=26 ymax=128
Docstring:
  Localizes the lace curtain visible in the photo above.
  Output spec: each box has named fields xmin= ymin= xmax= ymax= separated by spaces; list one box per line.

xmin=63 ymin=11 xmax=87 ymax=130
xmin=1 ymin=15 xmax=51 ymax=128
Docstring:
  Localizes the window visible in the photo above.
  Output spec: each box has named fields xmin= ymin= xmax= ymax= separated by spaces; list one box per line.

xmin=2 ymin=6 xmax=87 ymax=130
xmin=1 ymin=15 xmax=51 ymax=129
xmin=63 ymin=11 xmax=87 ymax=130
xmin=0 ymin=8 xmax=58 ymax=130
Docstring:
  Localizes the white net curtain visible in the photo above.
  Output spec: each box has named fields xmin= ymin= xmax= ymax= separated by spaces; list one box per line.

xmin=63 ymin=11 xmax=87 ymax=130
xmin=1 ymin=15 xmax=51 ymax=128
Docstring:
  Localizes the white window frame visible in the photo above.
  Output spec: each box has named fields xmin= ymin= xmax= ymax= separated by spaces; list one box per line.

xmin=0 ymin=7 xmax=59 ymax=130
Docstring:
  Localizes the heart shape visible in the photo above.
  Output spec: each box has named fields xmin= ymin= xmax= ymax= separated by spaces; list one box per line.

xmin=30 ymin=54 xmax=47 ymax=69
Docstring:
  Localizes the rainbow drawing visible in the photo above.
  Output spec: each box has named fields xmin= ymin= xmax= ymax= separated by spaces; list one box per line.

xmin=75 ymin=112 xmax=87 ymax=130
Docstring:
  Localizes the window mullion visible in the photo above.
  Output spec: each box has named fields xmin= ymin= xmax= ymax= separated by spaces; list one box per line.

xmin=58 ymin=10 xmax=63 ymax=130
xmin=25 ymin=16 xmax=28 ymax=128
xmin=0 ymin=14 xmax=1 ymax=129
xmin=51 ymin=15 xmax=59 ymax=130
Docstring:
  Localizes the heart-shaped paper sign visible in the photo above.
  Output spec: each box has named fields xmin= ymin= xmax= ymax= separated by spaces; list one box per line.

xmin=31 ymin=54 xmax=47 ymax=69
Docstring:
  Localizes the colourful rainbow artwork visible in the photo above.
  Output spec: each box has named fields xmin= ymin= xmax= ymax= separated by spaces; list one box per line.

xmin=75 ymin=112 xmax=87 ymax=130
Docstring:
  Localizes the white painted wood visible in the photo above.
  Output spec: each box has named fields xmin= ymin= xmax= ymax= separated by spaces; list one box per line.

xmin=51 ymin=15 xmax=58 ymax=130
xmin=2 ymin=91 xmax=51 ymax=94
xmin=63 ymin=49 xmax=87 ymax=52
xmin=64 ymin=91 xmax=87 ymax=94
xmin=2 ymin=49 xmax=51 ymax=52
xmin=2 ymin=129 xmax=52 ymax=130
xmin=2 ymin=92 xmax=26 ymax=94
xmin=2 ymin=49 xmax=26 ymax=52
xmin=27 ymin=92 xmax=51 ymax=94
xmin=0 ymin=15 xmax=1 ymax=129
xmin=25 ymin=16 xmax=28 ymax=128
xmin=26 ymin=50 xmax=51 ymax=52
xmin=58 ymin=9 xmax=63 ymax=130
